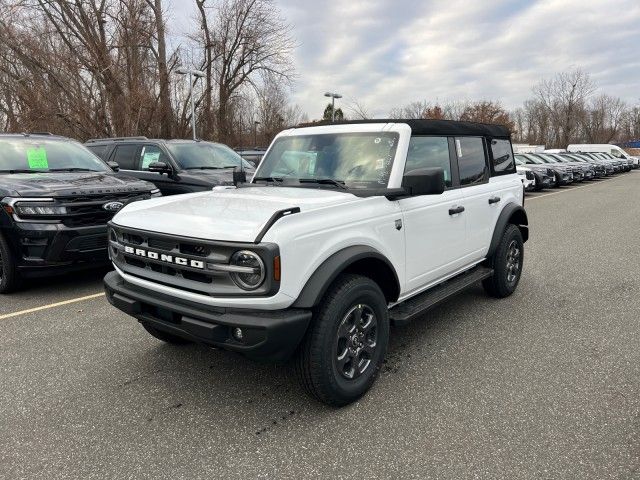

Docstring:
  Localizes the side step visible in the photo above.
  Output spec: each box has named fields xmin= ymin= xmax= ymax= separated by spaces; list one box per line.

xmin=389 ymin=266 xmax=493 ymax=326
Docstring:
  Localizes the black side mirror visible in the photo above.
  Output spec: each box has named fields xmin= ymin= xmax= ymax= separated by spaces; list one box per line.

xmin=107 ymin=161 xmax=120 ymax=172
xmin=402 ymin=167 xmax=445 ymax=196
xmin=233 ymin=167 xmax=247 ymax=186
xmin=148 ymin=161 xmax=172 ymax=175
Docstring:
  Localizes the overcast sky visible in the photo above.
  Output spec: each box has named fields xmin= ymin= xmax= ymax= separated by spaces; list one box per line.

xmin=166 ymin=0 xmax=640 ymax=119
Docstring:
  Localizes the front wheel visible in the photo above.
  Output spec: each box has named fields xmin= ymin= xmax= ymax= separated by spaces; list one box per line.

xmin=483 ymin=224 xmax=524 ymax=298
xmin=0 ymin=233 xmax=21 ymax=294
xmin=295 ymin=274 xmax=389 ymax=407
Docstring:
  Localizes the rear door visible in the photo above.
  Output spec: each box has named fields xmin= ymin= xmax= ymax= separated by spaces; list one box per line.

xmin=458 ymin=137 xmax=515 ymax=261
xmin=398 ymin=136 xmax=467 ymax=294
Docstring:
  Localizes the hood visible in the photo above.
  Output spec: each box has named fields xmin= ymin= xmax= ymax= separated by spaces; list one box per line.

xmin=112 ymin=185 xmax=362 ymax=242
xmin=0 ymin=171 xmax=153 ymax=198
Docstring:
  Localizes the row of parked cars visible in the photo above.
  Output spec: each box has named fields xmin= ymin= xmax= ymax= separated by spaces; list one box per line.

xmin=515 ymin=150 xmax=638 ymax=191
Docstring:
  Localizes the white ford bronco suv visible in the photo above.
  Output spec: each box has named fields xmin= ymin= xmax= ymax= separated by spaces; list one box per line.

xmin=104 ymin=119 xmax=528 ymax=406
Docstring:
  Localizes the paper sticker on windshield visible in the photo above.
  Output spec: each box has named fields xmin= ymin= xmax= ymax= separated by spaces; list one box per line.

xmin=27 ymin=147 xmax=48 ymax=169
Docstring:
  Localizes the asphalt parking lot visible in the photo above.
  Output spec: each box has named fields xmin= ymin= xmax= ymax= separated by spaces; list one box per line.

xmin=1 ymin=173 xmax=639 ymax=479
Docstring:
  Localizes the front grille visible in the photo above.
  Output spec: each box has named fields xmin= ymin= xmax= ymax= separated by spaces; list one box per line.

xmin=109 ymin=226 xmax=279 ymax=297
xmin=60 ymin=193 xmax=150 ymax=227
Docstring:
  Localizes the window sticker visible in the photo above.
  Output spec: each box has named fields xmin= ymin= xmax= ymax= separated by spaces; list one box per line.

xmin=27 ymin=147 xmax=49 ymax=169
xmin=141 ymin=151 xmax=161 ymax=169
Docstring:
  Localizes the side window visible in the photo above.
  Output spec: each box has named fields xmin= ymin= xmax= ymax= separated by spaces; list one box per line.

xmin=85 ymin=144 xmax=109 ymax=160
xmin=139 ymin=145 xmax=165 ymax=170
xmin=455 ymin=137 xmax=488 ymax=186
xmin=112 ymin=144 xmax=140 ymax=170
xmin=489 ymin=138 xmax=515 ymax=175
xmin=405 ymin=136 xmax=452 ymax=187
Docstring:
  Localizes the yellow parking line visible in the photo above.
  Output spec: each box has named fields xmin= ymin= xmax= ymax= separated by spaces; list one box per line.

xmin=0 ymin=292 xmax=105 ymax=320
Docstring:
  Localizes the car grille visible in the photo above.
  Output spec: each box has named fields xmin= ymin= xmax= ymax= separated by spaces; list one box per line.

xmin=60 ymin=192 xmax=150 ymax=227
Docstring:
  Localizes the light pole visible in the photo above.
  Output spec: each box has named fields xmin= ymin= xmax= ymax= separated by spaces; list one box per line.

xmin=177 ymin=68 xmax=205 ymax=140
xmin=324 ymin=92 xmax=343 ymax=122
xmin=254 ymin=120 xmax=260 ymax=147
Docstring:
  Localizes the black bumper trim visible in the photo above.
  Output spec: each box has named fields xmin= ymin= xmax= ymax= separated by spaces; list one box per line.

xmin=104 ymin=271 xmax=311 ymax=362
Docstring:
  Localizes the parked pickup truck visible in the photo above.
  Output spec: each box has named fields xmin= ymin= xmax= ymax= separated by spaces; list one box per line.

xmin=104 ymin=119 xmax=529 ymax=406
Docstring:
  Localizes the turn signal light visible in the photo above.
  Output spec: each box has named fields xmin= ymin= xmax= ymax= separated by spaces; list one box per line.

xmin=2 ymin=205 xmax=13 ymax=215
xmin=273 ymin=256 xmax=281 ymax=282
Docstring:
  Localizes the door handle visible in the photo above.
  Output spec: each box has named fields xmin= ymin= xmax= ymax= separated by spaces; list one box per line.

xmin=488 ymin=196 xmax=501 ymax=205
xmin=448 ymin=206 xmax=465 ymax=215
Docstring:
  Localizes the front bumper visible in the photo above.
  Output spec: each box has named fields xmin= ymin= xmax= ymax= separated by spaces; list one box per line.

xmin=2 ymin=221 xmax=110 ymax=276
xmin=104 ymin=271 xmax=312 ymax=362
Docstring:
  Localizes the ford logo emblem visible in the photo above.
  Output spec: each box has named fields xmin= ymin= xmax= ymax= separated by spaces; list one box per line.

xmin=103 ymin=201 xmax=124 ymax=212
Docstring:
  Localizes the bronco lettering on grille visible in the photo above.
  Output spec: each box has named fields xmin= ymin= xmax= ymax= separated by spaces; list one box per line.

xmin=123 ymin=245 xmax=204 ymax=269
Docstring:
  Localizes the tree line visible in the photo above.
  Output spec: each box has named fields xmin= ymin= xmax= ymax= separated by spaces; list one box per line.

xmin=387 ymin=70 xmax=640 ymax=148
xmin=0 ymin=0 xmax=303 ymax=146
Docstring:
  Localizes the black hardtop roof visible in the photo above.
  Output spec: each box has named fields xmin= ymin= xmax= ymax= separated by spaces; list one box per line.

xmin=298 ymin=119 xmax=511 ymax=138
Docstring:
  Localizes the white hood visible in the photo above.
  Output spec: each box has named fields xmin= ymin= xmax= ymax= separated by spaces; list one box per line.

xmin=112 ymin=186 xmax=361 ymax=242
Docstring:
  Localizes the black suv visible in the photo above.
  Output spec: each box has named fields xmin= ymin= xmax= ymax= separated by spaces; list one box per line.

xmin=85 ymin=137 xmax=255 ymax=196
xmin=0 ymin=133 xmax=159 ymax=293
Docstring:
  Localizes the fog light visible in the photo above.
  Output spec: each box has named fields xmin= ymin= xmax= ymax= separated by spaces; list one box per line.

xmin=232 ymin=327 xmax=244 ymax=341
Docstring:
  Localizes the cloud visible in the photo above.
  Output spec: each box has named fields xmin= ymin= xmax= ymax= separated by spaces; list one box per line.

xmin=168 ymin=0 xmax=640 ymax=119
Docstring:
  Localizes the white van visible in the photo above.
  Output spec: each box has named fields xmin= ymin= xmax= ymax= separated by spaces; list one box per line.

xmin=567 ymin=144 xmax=638 ymax=168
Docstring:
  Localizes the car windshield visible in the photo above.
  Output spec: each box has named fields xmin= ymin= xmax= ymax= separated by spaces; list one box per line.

xmin=254 ymin=132 xmax=399 ymax=188
xmin=167 ymin=142 xmax=253 ymax=170
xmin=522 ymin=154 xmax=546 ymax=165
xmin=0 ymin=138 xmax=110 ymax=173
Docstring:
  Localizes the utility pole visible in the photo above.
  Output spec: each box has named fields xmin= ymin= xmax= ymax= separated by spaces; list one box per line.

xmin=177 ymin=68 xmax=206 ymax=139
xmin=324 ymin=92 xmax=343 ymax=122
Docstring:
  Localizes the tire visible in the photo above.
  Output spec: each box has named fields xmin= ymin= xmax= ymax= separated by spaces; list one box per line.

xmin=142 ymin=323 xmax=192 ymax=345
xmin=295 ymin=274 xmax=389 ymax=407
xmin=483 ymin=224 xmax=524 ymax=298
xmin=0 ymin=233 xmax=21 ymax=294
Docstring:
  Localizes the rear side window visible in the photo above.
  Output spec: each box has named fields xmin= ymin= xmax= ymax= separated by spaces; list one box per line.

xmin=405 ymin=136 xmax=452 ymax=187
xmin=112 ymin=144 xmax=139 ymax=170
xmin=489 ymin=139 xmax=515 ymax=175
xmin=455 ymin=137 xmax=488 ymax=186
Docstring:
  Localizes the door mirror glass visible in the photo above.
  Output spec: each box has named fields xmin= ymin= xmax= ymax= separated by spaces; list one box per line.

xmin=402 ymin=167 xmax=445 ymax=196
xmin=106 ymin=161 xmax=120 ymax=172
xmin=148 ymin=161 xmax=172 ymax=174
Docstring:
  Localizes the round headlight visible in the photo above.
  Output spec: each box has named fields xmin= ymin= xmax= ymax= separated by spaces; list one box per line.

xmin=229 ymin=250 xmax=265 ymax=290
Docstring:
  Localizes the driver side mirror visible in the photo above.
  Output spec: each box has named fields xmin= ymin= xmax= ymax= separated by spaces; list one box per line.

xmin=107 ymin=161 xmax=120 ymax=172
xmin=402 ymin=167 xmax=446 ymax=196
xmin=148 ymin=161 xmax=172 ymax=175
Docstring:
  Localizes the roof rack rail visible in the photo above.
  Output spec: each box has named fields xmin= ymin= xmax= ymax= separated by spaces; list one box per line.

xmin=24 ymin=131 xmax=54 ymax=136
xmin=86 ymin=136 xmax=148 ymax=143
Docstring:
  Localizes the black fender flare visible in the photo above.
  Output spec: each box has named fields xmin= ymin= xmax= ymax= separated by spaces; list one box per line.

xmin=292 ymin=245 xmax=401 ymax=309
xmin=487 ymin=203 xmax=529 ymax=258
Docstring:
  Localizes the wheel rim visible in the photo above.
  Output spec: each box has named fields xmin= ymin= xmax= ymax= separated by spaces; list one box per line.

xmin=335 ymin=304 xmax=378 ymax=380
xmin=505 ymin=240 xmax=521 ymax=284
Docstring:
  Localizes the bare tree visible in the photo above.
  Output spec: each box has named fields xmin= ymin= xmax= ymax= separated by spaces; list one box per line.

xmin=581 ymin=94 xmax=626 ymax=143
xmin=147 ymin=0 xmax=173 ymax=137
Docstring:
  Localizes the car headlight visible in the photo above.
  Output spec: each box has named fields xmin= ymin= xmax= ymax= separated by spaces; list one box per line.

xmin=15 ymin=204 xmax=67 ymax=216
xmin=150 ymin=188 xmax=161 ymax=197
xmin=229 ymin=250 xmax=265 ymax=290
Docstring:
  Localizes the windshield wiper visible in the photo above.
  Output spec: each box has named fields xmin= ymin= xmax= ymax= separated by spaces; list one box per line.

xmin=254 ymin=176 xmax=283 ymax=184
xmin=298 ymin=178 xmax=348 ymax=190
xmin=49 ymin=168 xmax=99 ymax=172
xmin=0 ymin=169 xmax=41 ymax=174
xmin=185 ymin=166 xmax=238 ymax=170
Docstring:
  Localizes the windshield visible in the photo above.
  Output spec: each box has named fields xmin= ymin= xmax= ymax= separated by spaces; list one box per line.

xmin=167 ymin=142 xmax=253 ymax=170
xmin=521 ymin=154 xmax=546 ymax=165
xmin=0 ymin=138 xmax=110 ymax=173
xmin=254 ymin=132 xmax=399 ymax=188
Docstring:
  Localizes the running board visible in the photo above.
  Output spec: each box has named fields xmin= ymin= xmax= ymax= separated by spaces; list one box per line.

xmin=389 ymin=266 xmax=493 ymax=326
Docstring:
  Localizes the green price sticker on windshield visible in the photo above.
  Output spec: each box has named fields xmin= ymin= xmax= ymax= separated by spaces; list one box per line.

xmin=27 ymin=147 xmax=49 ymax=169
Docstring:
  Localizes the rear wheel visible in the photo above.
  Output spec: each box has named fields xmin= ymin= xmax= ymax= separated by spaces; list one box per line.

xmin=142 ymin=324 xmax=192 ymax=345
xmin=0 ymin=233 xmax=21 ymax=294
xmin=483 ymin=224 xmax=524 ymax=298
xmin=295 ymin=274 xmax=389 ymax=407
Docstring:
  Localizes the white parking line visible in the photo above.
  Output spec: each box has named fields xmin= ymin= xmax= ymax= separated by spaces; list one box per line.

xmin=0 ymin=292 xmax=105 ymax=321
